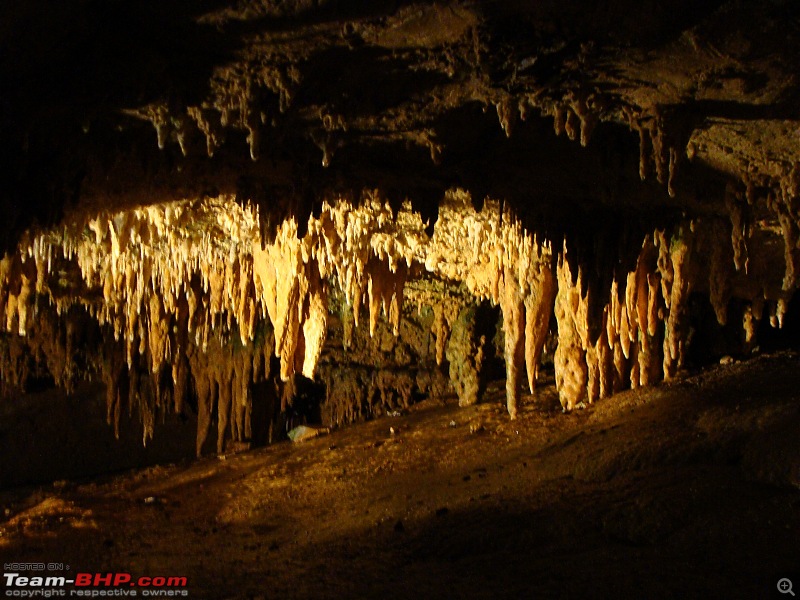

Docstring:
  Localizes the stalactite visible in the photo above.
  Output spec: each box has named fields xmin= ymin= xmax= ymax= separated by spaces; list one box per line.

xmin=187 ymin=106 xmax=223 ymax=157
xmin=776 ymin=201 xmax=800 ymax=292
xmin=300 ymin=273 xmax=327 ymax=379
xmin=551 ymin=234 xmax=671 ymax=410
xmin=522 ymin=255 xmax=556 ymax=394
xmin=554 ymin=248 xmax=589 ymax=411
xmin=623 ymin=106 xmax=681 ymax=196
xmin=566 ymin=92 xmax=600 ymax=148
xmin=659 ymin=224 xmax=695 ymax=379
xmin=564 ymin=107 xmax=580 ymax=142
xmin=501 ymin=274 xmax=525 ymax=419
xmin=553 ymin=105 xmax=567 ymax=137
xmin=726 ymin=183 xmax=750 ymax=273
xmin=707 ymin=220 xmax=733 ymax=326
xmin=495 ymin=98 xmax=516 ymax=138
xmin=742 ymin=303 xmax=759 ymax=353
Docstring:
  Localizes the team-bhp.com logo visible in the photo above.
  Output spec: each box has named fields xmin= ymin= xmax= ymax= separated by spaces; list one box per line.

xmin=4 ymin=572 xmax=188 ymax=597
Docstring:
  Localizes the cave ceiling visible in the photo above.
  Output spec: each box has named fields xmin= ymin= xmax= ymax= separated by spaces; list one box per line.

xmin=3 ymin=1 xmax=798 ymax=230
xmin=1 ymin=0 xmax=799 ymax=450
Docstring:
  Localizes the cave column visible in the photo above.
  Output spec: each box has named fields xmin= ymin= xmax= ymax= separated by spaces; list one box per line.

xmin=445 ymin=304 xmax=486 ymax=408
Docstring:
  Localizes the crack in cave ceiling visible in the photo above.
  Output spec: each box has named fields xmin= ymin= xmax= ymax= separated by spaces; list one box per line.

xmin=1 ymin=0 xmax=799 ymax=453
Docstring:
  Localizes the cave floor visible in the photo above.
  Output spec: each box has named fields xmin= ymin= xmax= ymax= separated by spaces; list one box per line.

xmin=2 ymin=354 xmax=799 ymax=599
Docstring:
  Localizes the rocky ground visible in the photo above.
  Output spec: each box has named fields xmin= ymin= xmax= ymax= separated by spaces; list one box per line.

xmin=1 ymin=352 xmax=799 ymax=599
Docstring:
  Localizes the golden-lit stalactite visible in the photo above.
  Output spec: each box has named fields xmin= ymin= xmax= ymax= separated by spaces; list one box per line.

xmin=0 ymin=183 xmax=796 ymax=448
xmin=546 ymin=218 xmax=795 ymax=412
xmin=554 ymin=248 xmax=590 ymax=412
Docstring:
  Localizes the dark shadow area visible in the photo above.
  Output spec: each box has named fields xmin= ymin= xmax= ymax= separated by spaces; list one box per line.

xmin=685 ymin=294 xmax=750 ymax=367
xmin=0 ymin=0 xmax=240 ymax=249
xmin=250 ymin=379 xmax=280 ymax=446
xmin=754 ymin=294 xmax=800 ymax=354
xmin=476 ymin=0 xmax=730 ymax=48
xmin=0 ymin=382 xmax=196 ymax=489
xmin=285 ymin=374 xmax=326 ymax=430
xmin=294 ymin=46 xmax=451 ymax=117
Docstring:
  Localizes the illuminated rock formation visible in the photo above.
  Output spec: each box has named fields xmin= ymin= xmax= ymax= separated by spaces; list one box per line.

xmin=0 ymin=180 xmax=793 ymax=449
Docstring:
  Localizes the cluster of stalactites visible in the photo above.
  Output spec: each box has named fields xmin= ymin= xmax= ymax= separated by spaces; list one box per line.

xmin=550 ymin=217 xmax=794 ymax=411
xmin=0 ymin=190 xmax=555 ymax=420
xmin=735 ymin=166 xmax=800 ymax=323
xmin=0 ymin=187 xmax=795 ymax=443
xmin=125 ymin=65 xmax=300 ymax=162
xmin=492 ymin=93 xmax=684 ymax=202
xmin=553 ymin=234 xmax=675 ymax=411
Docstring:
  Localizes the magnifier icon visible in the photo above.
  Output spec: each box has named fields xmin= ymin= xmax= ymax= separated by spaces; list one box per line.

xmin=778 ymin=578 xmax=795 ymax=596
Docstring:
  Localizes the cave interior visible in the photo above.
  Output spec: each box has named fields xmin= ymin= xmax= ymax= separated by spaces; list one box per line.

xmin=1 ymin=1 xmax=799 ymax=597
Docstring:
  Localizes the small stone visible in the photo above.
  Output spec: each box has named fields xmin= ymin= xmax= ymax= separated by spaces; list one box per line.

xmin=720 ymin=355 xmax=735 ymax=365
xmin=449 ymin=420 xmax=457 ymax=428
xmin=143 ymin=496 xmax=157 ymax=505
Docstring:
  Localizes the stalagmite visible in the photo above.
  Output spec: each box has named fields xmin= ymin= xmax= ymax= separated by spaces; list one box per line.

xmin=445 ymin=305 xmax=487 ymax=407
